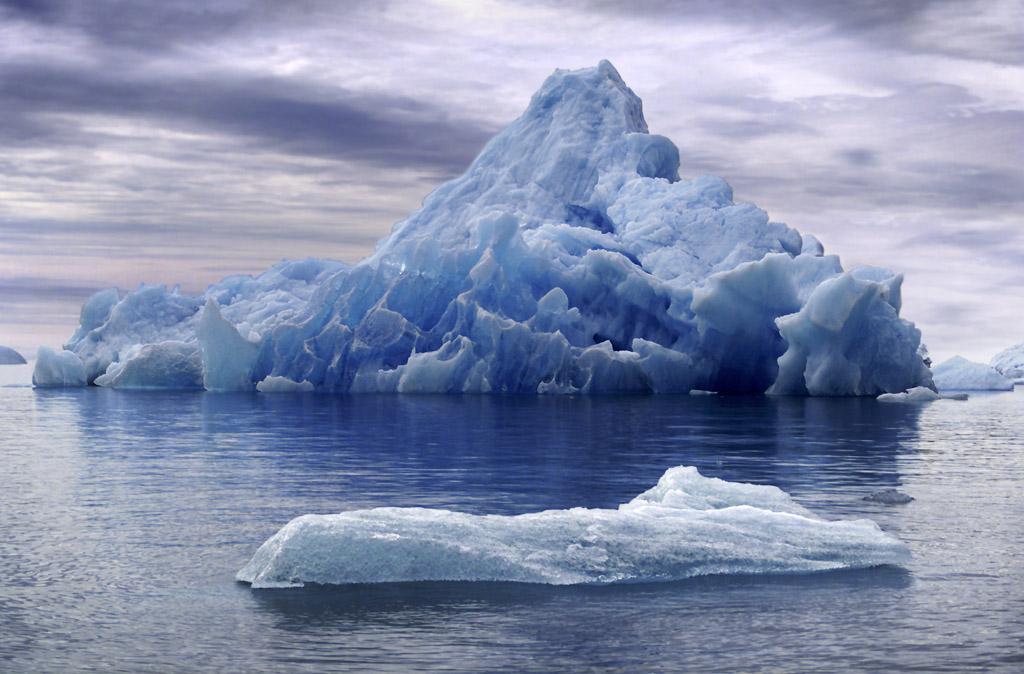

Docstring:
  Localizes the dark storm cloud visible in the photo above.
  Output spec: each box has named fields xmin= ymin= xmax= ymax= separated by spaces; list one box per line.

xmin=2 ymin=0 xmax=296 ymax=50
xmin=0 ymin=62 xmax=496 ymax=173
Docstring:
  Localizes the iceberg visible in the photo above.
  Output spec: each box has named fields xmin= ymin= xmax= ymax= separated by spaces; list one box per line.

xmin=0 ymin=345 xmax=26 ymax=365
xmin=932 ymin=356 xmax=1014 ymax=391
xmin=237 ymin=466 xmax=909 ymax=588
xmin=32 ymin=347 xmax=87 ymax=387
xmin=991 ymin=342 xmax=1024 ymax=383
xmin=53 ymin=61 xmax=931 ymax=396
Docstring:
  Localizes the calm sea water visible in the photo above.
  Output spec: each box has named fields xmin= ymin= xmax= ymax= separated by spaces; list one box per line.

xmin=1 ymin=364 xmax=1022 ymax=672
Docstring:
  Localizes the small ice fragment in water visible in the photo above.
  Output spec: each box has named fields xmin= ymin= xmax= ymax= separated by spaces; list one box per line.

xmin=863 ymin=489 xmax=914 ymax=505
xmin=877 ymin=387 xmax=939 ymax=403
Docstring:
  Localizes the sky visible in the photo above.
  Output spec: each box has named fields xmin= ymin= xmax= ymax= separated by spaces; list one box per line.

xmin=0 ymin=0 xmax=1022 ymax=363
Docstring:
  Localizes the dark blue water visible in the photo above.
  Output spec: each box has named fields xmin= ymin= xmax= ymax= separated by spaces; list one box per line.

xmin=1 ymin=378 xmax=1022 ymax=672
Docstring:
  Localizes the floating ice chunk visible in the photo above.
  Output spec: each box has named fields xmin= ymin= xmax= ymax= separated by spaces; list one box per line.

xmin=237 ymin=466 xmax=909 ymax=588
xmin=256 ymin=376 xmax=314 ymax=393
xmin=863 ymin=489 xmax=914 ymax=505
xmin=32 ymin=347 xmax=87 ymax=387
xmin=94 ymin=341 xmax=203 ymax=389
xmin=932 ymin=356 xmax=1014 ymax=391
xmin=0 ymin=346 xmax=26 ymax=365
xmin=688 ymin=389 xmax=716 ymax=396
xmin=197 ymin=299 xmax=260 ymax=391
xmin=877 ymin=386 xmax=940 ymax=403
xmin=940 ymin=392 xmax=969 ymax=400
xmin=990 ymin=342 xmax=1024 ymax=383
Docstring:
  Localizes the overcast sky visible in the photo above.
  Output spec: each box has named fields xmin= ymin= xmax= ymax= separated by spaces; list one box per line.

xmin=1 ymin=0 xmax=1021 ymax=362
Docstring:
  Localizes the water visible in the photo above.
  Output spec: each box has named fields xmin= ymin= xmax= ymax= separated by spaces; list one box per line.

xmin=1 ymin=371 xmax=1022 ymax=672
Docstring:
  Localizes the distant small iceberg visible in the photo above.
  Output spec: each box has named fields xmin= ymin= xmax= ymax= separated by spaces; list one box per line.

xmin=991 ymin=341 xmax=1024 ymax=384
xmin=932 ymin=356 xmax=1014 ymax=391
xmin=0 ymin=345 xmax=26 ymax=365
xmin=237 ymin=466 xmax=909 ymax=588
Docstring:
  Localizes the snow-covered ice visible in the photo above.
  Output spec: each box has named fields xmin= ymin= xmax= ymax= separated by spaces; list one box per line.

xmin=877 ymin=387 xmax=940 ymax=403
xmin=237 ymin=466 xmax=909 ymax=588
xmin=0 ymin=346 xmax=26 ymax=365
xmin=32 ymin=347 xmax=87 ymax=387
xmin=932 ymin=356 xmax=1014 ymax=391
xmin=991 ymin=342 xmax=1024 ymax=383
xmin=49 ymin=62 xmax=931 ymax=396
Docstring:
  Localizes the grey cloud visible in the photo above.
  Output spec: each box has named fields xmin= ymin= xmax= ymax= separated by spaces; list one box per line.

xmin=562 ymin=0 xmax=1022 ymax=64
xmin=837 ymin=149 xmax=879 ymax=167
xmin=0 ymin=62 xmax=496 ymax=173
xmin=696 ymin=116 xmax=815 ymax=140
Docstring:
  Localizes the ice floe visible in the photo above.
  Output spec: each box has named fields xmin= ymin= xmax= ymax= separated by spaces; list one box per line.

xmin=237 ymin=466 xmax=909 ymax=588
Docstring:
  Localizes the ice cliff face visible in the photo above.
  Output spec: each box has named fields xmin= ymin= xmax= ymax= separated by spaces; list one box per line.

xmin=48 ymin=61 xmax=931 ymax=395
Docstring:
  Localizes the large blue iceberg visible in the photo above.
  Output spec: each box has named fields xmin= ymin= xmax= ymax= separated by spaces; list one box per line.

xmin=237 ymin=466 xmax=909 ymax=588
xmin=45 ymin=61 xmax=932 ymax=395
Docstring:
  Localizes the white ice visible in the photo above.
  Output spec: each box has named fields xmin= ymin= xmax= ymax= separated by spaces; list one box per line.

xmin=51 ymin=62 xmax=931 ymax=396
xmin=237 ymin=466 xmax=909 ymax=588
xmin=256 ymin=376 xmax=314 ymax=393
xmin=877 ymin=386 xmax=940 ymax=403
xmin=932 ymin=356 xmax=1014 ymax=391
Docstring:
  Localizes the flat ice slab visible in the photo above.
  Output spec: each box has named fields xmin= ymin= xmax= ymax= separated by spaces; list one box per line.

xmin=237 ymin=466 xmax=909 ymax=588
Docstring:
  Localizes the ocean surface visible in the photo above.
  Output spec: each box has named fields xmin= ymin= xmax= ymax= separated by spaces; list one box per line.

xmin=1 ymin=363 xmax=1022 ymax=672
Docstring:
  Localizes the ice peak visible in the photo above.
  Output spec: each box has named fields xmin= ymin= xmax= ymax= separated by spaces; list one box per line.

xmin=524 ymin=60 xmax=649 ymax=135
xmin=379 ymin=61 xmax=678 ymax=252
